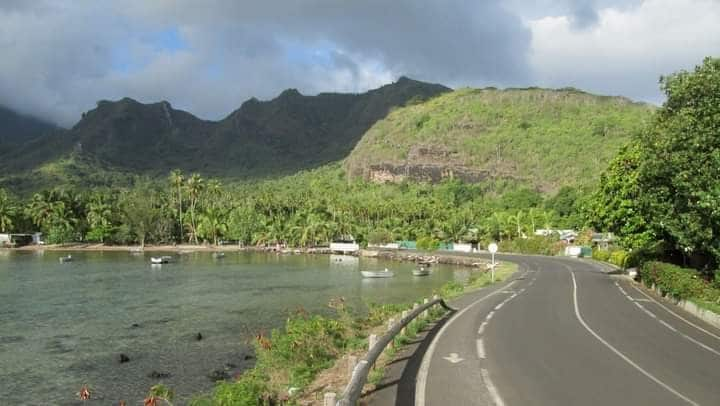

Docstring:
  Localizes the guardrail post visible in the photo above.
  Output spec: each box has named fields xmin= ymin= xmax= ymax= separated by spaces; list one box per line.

xmin=422 ymin=298 xmax=429 ymax=318
xmin=347 ymin=355 xmax=357 ymax=379
xmin=401 ymin=310 xmax=409 ymax=335
xmin=368 ymin=334 xmax=378 ymax=352
xmin=387 ymin=318 xmax=396 ymax=350
xmin=324 ymin=392 xmax=336 ymax=406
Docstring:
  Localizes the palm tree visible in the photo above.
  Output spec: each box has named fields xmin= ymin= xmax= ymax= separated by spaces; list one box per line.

xmin=186 ymin=173 xmax=204 ymax=245
xmin=86 ymin=193 xmax=112 ymax=243
xmin=0 ymin=188 xmax=16 ymax=233
xmin=169 ymin=169 xmax=184 ymax=242
xmin=25 ymin=193 xmax=53 ymax=230
xmin=198 ymin=206 xmax=228 ymax=246
xmin=508 ymin=210 xmax=525 ymax=239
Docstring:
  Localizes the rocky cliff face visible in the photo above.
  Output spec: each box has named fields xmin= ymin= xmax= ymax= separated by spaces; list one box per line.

xmin=365 ymin=145 xmax=489 ymax=183
xmin=345 ymin=87 xmax=654 ymax=191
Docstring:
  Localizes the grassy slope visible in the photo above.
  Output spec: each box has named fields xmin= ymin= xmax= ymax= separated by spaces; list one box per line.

xmin=345 ymin=87 xmax=654 ymax=192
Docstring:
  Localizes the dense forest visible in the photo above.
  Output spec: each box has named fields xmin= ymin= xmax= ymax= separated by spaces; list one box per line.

xmin=0 ymin=164 xmax=586 ymax=252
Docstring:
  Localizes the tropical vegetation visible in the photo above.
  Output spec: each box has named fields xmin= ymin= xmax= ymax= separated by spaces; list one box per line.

xmin=0 ymin=165 xmax=583 ymax=249
xmin=589 ymin=57 xmax=720 ymax=274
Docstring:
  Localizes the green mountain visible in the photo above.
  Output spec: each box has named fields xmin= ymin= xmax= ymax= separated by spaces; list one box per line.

xmin=1 ymin=82 xmax=655 ymax=196
xmin=0 ymin=77 xmax=450 ymax=191
xmin=0 ymin=105 xmax=59 ymax=147
xmin=345 ymin=87 xmax=655 ymax=193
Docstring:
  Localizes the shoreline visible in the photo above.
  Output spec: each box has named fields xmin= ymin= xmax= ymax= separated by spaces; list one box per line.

xmin=7 ymin=244 xmax=493 ymax=268
xmin=8 ymin=243 xmax=328 ymax=253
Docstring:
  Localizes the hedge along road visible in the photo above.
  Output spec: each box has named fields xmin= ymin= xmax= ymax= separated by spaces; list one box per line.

xmin=414 ymin=255 xmax=720 ymax=406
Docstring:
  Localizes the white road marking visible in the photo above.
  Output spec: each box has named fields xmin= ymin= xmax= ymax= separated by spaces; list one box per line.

xmin=478 ymin=322 xmax=487 ymax=336
xmin=415 ymin=279 xmax=518 ymax=406
xmin=486 ymin=311 xmax=495 ymax=320
xmin=571 ymin=272 xmax=699 ymax=406
xmin=617 ymin=281 xmax=720 ymax=357
xmin=494 ymin=303 xmax=504 ymax=310
xmin=476 ymin=339 xmax=486 ymax=359
xmin=628 ymin=282 xmax=720 ymax=342
xmin=443 ymin=353 xmax=465 ymax=364
xmin=658 ymin=319 xmax=678 ymax=332
xmin=682 ymin=334 xmax=720 ymax=357
xmin=480 ymin=368 xmax=506 ymax=406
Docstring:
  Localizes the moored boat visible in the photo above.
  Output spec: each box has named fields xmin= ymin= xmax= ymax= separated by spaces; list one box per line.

xmin=213 ymin=252 xmax=225 ymax=259
xmin=150 ymin=256 xmax=173 ymax=264
xmin=59 ymin=255 xmax=72 ymax=263
xmin=412 ymin=268 xmax=431 ymax=276
xmin=361 ymin=268 xmax=394 ymax=278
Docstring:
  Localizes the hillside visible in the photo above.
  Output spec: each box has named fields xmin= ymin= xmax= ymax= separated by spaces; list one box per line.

xmin=345 ymin=87 xmax=655 ymax=192
xmin=0 ymin=105 xmax=59 ymax=147
xmin=0 ymin=77 xmax=450 ymax=190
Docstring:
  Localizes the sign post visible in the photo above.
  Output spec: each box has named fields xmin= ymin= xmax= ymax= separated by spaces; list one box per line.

xmin=488 ymin=243 xmax=498 ymax=282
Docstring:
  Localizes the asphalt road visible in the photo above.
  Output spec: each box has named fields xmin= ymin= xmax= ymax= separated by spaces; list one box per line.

xmin=414 ymin=255 xmax=720 ymax=406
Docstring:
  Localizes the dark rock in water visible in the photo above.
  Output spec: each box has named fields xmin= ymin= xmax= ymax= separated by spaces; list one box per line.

xmin=0 ymin=335 xmax=25 ymax=344
xmin=243 ymin=354 xmax=254 ymax=361
xmin=196 ymin=332 xmax=203 ymax=341
xmin=208 ymin=369 xmax=230 ymax=381
xmin=147 ymin=370 xmax=171 ymax=379
xmin=131 ymin=323 xmax=140 ymax=328
xmin=119 ymin=353 xmax=130 ymax=363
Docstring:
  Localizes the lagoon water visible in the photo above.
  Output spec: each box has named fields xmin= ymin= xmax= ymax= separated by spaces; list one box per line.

xmin=0 ymin=250 xmax=467 ymax=405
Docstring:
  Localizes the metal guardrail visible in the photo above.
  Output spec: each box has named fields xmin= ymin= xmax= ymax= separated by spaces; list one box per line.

xmin=334 ymin=296 xmax=457 ymax=406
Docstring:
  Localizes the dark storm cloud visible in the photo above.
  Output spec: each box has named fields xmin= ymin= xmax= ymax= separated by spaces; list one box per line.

xmin=0 ymin=0 xmax=716 ymax=126
xmin=0 ymin=0 xmax=531 ymax=126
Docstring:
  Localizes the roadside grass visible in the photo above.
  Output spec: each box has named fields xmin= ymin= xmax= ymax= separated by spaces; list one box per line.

xmin=188 ymin=260 xmax=518 ymax=405
xmin=440 ymin=261 xmax=518 ymax=299
xmin=693 ymin=299 xmax=720 ymax=315
xmin=639 ymin=261 xmax=720 ymax=318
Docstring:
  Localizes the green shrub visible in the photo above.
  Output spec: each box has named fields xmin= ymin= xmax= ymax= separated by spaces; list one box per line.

xmin=261 ymin=315 xmax=348 ymax=387
xmin=608 ymin=250 xmax=629 ymax=268
xmin=417 ymin=236 xmax=440 ymax=251
xmin=365 ymin=302 xmax=409 ymax=327
xmin=438 ymin=280 xmax=464 ymax=298
xmin=592 ymin=248 xmax=611 ymax=262
xmin=367 ymin=229 xmax=393 ymax=245
xmin=640 ymin=262 xmax=720 ymax=303
xmin=498 ymin=236 xmax=557 ymax=255
xmin=206 ymin=371 xmax=270 ymax=406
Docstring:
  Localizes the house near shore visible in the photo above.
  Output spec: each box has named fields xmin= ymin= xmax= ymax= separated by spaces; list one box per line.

xmin=535 ymin=229 xmax=577 ymax=243
xmin=330 ymin=235 xmax=360 ymax=253
xmin=0 ymin=233 xmax=43 ymax=247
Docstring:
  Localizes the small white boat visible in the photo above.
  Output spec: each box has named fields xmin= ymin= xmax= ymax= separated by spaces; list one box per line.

xmin=412 ymin=268 xmax=431 ymax=276
xmin=151 ymin=256 xmax=173 ymax=264
xmin=59 ymin=255 xmax=72 ymax=263
xmin=361 ymin=268 xmax=395 ymax=278
xmin=213 ymin=252 xmax=225 ymax=259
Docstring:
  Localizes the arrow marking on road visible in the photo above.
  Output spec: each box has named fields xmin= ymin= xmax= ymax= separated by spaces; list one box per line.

xmin=443 ymin=353 xmax=465 ymax=364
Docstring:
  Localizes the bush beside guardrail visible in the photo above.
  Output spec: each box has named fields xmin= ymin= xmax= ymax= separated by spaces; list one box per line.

xmin=639 ymin=261 xmax=720 ymax=305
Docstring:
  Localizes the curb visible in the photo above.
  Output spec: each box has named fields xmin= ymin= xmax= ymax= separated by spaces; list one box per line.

xmin=634 ymin=280 xmax=720 ymax=331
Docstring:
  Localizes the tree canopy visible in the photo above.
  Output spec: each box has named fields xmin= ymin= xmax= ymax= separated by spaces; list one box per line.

xmin=590 ymin=57 xmax=720 ymax=269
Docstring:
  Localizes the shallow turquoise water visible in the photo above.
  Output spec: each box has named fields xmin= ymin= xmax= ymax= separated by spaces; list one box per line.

xmin=0 ymin=250 xmax=466 ymax=405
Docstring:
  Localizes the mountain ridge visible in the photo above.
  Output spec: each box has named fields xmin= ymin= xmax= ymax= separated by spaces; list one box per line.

xmin=0 ymin=77 xmax=451 ymax=191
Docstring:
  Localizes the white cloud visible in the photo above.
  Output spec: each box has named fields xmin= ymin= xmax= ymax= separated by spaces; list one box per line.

xmin=528 ymin=0 xmax=720 ymax=103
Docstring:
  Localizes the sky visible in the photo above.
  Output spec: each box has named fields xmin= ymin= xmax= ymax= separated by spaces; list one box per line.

xmin=0 ymin=0 xmax=718 ymax=127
